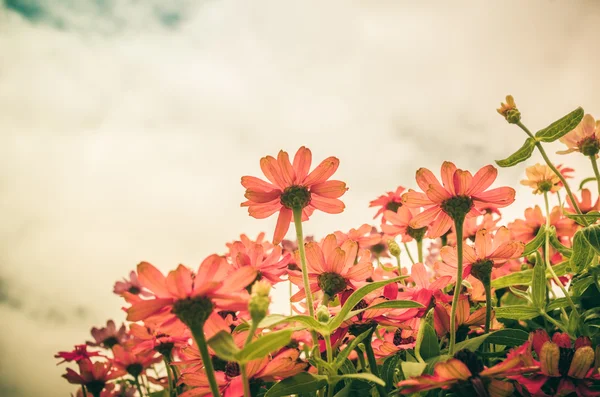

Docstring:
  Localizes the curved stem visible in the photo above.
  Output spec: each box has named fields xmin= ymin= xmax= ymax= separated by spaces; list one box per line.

xmin=190 ymin=325 xmax=221 ymax=397
xmin=403 ymin=242 xmax=416 ymax=265
xmin=590 ymin=155 xmax=600 ymax=198
xmin=241 ymin=364 xmax=251 ymax=397
xmin=449 ymin=216 xmax=465 ymax=356
xmin=543 ymin=192 xmax=579 ymax=317
xmin=416 ymin=238 xmax=423 ymax=264
xmin=540 ymin=310 xmax=574 ymax=338
xmin=292 ymin=208 xmax=315 ymax=318
xmin=516 ymin=121 xmax=585 ymax=220
xmin=135 ymin=376 xmax=144 ymax=397
xmin=364 ymin=329 xmax=387 ymax=397
xmin=245 ymin=320 xmax=259 ymax=346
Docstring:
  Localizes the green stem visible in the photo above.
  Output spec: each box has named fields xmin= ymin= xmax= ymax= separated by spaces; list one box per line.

xmin=190 ymin=325 xmax=221 ymax=397
xmin=81 ymin=386 xmax=87 ymax=397
xmin=416 ymin=238 xmax=423 ymax=263
xmin=516 ymin=121 xmax=585 ymax=221
xmin=449 ymin=216 xmax=465 ymax=356
xmin=135 ymin=376 xmax=144 ymax=397
xmin=163 ymin=357 xmax=174 ymax=397
xmin=539 ymin=310 xmax=574 ymax=338
xmin=245 ymin=320 xmax=259 ymax=346
xmin=543 ymin=192 xmax=579 ymax=317
xmin=325 ymin=336 xmax=334 ymax=397
xmin=364 ymin=329 xmax=387 ymax=397
xmin=241 ymin=364 xmax=251 ymax=397
xmin=289 ymin=280 xmax=293 ymax=316
xmin=395 ymin=254 xmax=402 ymax=276
xmin=484 ymin=281 xmax=492 ymax=334
xmin=354 ymin=346 xmax=367 ymax=371
xmin=590 ymin=155 xmax=600 ymax=199
xmin=403 ymin=242 xmax=416 ymax=265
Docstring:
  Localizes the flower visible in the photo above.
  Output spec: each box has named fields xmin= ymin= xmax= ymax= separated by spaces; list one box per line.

xmin=558 ymin=114 xmax=600 ymax=156
xmin=288 ymin=234 xmax=373 ymax=302
xmin=241 ymin=146 xmax=348 ymax=244
xmin=369 ymin=186 xmax=406 ymax=220
xmin=62 ymin=359 xmax=124 ymax=397
xmin=126 ymin=255 xmax=256 ymax=330
xmin=398 ymin=347 xmax=536 ymax=395
xmin=55 ymin=345 xmax=104 ymax=365
xmin=113 ymin=270 xmax=151 ymax=297
xmin=111 ymin=344 xmax=161 ymax=378
xmin=435 ymin=227 xmax=525 ymax=283
xmin=509 ymin=206 xmax=576 ymax=243
xmin=521 ymin=163 xmax=562 ymax=194
xmin=88 ymin=320 xmax=129 ymax=349
xmin=567 ymin=188 xmax=600 ymax=214
xmin=513 ymin=330 xmax=600 ymax=397
xmin=381 ymin=206 xmax=429 ymax=242
xmin=228 ymin=240 xmax=291 ymax=284
xmin=128 ymin=323 xmax=189 ymax=357
xmin=402 ymin=162 xmax=516 ymax=238
xmin=497 ymin=95 xmax=521 ymax=123
xmin=334 ymin=224 xmax=382 ymax=250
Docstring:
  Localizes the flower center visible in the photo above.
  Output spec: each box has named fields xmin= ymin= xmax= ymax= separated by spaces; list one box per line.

xmin=155 ymin=342 xmax=174 ymax=357
xmin=558 ymin=347 xmax=575 ymax=376
xmin=537 ymin=180 xmax=554 ymax=193
xmin=470 ymin=259 xmax=494 ymax=284
xmin=280 ymin=185 xmax=311 ymax=209
xmin=172 ymin=296 xmax=214 ymax=329
xmin=579 ymin=136 xmax=600 ymax=156
xmin=126 ymin=363 xmax=143 ymax=378
xmin=128 ymin=286 xmax=141 ymax=294
xmin=393 ymin=329 xmax=415 ymax=346
xmin=407 ymin=226 xmax=427 ymax=241
xmin=102 ymin=336 xmax=120 ymax=349
xmin=454 ymin=349 xmax=484 ymax=376
xmin=317 ymin=272 xmax=347 ymax=297
xmin=225 ymin=361 xmax=241 ymax=378
xmin=385 ymin=201 xmax=402 ymax=212
xmin=441 ymin=196 xmax=474 ymax=222
xmin=86 ymin=380 xmax=106 ymax=396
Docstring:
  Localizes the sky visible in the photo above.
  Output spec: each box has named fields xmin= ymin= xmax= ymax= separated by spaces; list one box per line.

xmin=1 ymin=0 xmax=600 ymax=395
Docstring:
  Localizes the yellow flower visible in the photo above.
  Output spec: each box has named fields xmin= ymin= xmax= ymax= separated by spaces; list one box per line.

xmin=520 ymin=163 xmax=561 ymax=194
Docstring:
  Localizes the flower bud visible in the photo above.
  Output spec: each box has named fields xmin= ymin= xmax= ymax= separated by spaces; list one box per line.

xmin=249 ymin=280 xmax=271 ymax=323
xmin=388 ymin=240 xmax=401 ymax=257
xmin=317 ymin=305 xmax=330 ymax=323
xmin=568 ymin=346 xmax=595 ymax=379
xmin=540 ymin=341 xmax=560 ymax=376
xmin=497 ymin=95 xmax=521 ymax=124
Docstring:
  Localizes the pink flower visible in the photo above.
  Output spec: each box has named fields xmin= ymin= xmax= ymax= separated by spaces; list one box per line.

xmin=381 ymin=206 xmax=429 ymax=242
xmin=558 ymin=114 xmax=600 ymax=155
xmin=228 ymin=240 xmax=291 ymax=284
xmin=62 ymin=359 xmax=124 ymax=396
xmin=55 ymin=345 xmax=104 ymax=365
xmin=369 ymin=186 xmax=406 ymax=221
xmin=241 ymin=146 xmax=348 ymax=244
xmin=334 ymin=224 xmax=382 ymax=250
xmin=113 ymin=270 xmax=151 ymax=297
xmin=88 ymin=320 xmax=128 ymax=349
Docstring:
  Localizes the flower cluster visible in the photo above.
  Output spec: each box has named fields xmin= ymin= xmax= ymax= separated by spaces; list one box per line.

xmin=58 ymin=101 xmax=600 ymax=397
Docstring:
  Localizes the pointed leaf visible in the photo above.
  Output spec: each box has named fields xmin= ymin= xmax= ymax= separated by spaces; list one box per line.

xmin=532 ymin=259 xmax=547 ymax=309
xmin=495 ymin=137 xmax=536 ymax=167
xmin=485 ymin=329 xmax=530 ymax=346
xmin=523 ymin=225 xmax=546 ymax=255
xmin=331 ymin=373 xmax=385 ymax=387
xmin=571 ymin=229 xmax=596 ymax=273
xmin=492 ymin=270 xmax=533 ymax=288
xmin=381 ymin=354 xmax=401 ymax=391
xmin=494 ymin=305 xmax=540 ymax=320
xmin=265 ymin=373 xmax=328 ymax=397
xmin=400 ymin=361 xmax=427 ymax=380
xmin=416 ymin=323 xmax=439 ymax=361
xmin=582 ymin=224 xmax=600 ymax=254
xmin=237 ymin=329 xmax=293 ymax=363
xmin=207 ymin=331 xmax=241 ymax=362
xmin=259 ymin=314 xmax=330 ymax=336
xmin=535 ymin=107 xmax=584 ymax=142
xmin=334 ymin=329 xmax=371 ymax=368
xmin=342 ymin=300 xmax=423 ymax=322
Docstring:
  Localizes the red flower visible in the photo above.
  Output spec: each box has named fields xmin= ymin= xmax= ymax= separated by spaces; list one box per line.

xmin=55 ymin=344 xmax=104 ymax=365
xmin=402 ymin=162 xmax=515 ymax=237
xmin=62 ymin=359 xmax=123 ymax=397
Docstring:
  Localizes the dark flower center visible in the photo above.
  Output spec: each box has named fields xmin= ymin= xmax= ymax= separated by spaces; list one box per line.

xmin=225 ymin=361 xmax=241 ymax=378
xmin=454 ymin=349 xmax=484 ymax=376
xmin=126 ymin=363 xmax=143 ymax=378
xmin=580 ymin=136 xmax=600 ymax=156
xmin=558 ymin=347 xmax=575 ymax=376
xmin=172 ymin=296 xmax=214 ymax=329
xmin=537 ymin=180 xmax=554 ymax=193
xmin=155 ymin=342 xmax=174 ymax=357
xmin=385 ymin=201 xmax=402 ymax=212
xmin=441 ymin=196 xmax=474 ymax=222
xmin=101 ymin=336 xmax=119 ymax=349
xmin=470 ymin=259 xmax=494 ymax=284
xmin=317 ymin=272 xmax=347 ymax=297
xmin=212 ymin=356 xmax=228 ymax=372
xmin=407 ymin=226 xmax=427 ymax=241
xmin=393 ymin=329 xmax=415 ymax=346
xmin=280 ymin=185 xmax=311 ymax=209
xmin=370 ymin=243 xmax=386 ymax=256
xmin=86 ymin=380 xmax=106 ymax=396
xmin=127 ymin=286 xmax=141 ymax=294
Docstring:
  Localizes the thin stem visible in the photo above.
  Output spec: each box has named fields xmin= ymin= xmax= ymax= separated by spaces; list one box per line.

xmin=449 ymin=216 xmax=465 ymax=356
xmin=590 ymin=155 xmax=600 ymax=198
xmin=395 ymin=254 xmax=402 ymax=276
xmin=289 ymin=280 xmax=293 ymax=315
xmin=364 ymin=329 xmax=387 ymax=397
xmin=190 ymin=325 xmax=221 ymax=397
xmin=403 ymin=242 xmax=416 ymax=265
xmin=516 ymin=121 xmax=585 ymax=220
xmin=135 ymin=376 xmax=144 ymax=397
xmin=539 ymin=310 xmax=573 ymax=338
xmin=292 ymin=207 xmax=315 ymax=318
xmin=325 ymin=336 xmax=334 ymax=397
xmin=81 ymin=386 xmax=87 ymax=397
xmin=245 ymin=320 xmax=259 ymax=346
xmin=163 ymin=357 xmax=174 ymax=397
xmin=484 ymin=281 xmax=492 ymax=334
xmin=241 ymin=364 xmax=251 ymax=397
xmin=354 ymin=346 xmax=367 ymax=371
xmin=543 ymin=192 xmax=579 ymax=317
xmin=416 ymin=238 xmax=423 ymax=264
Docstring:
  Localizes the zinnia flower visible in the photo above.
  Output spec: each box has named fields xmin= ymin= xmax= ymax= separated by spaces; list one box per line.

xmin=228 ymin=241 xmax=291 ymax=284
xmin=567 ymin=188 xmax=600 ymax=214
xmin=402 ymin=162 xmax=515 ymax=238
xmin=88 ymin=320 xmax=129 ymax=349
xmin=381 ymin=206 xmax=429 ymax=242
xmin=369 ymin=186 xmax=406 ymax=221
xmin=521 ymin=163 xmax=562 ymax=194
xmin=241 ymin=146 xmax=348 ymax=244
xmin=55 ymin=345 xmax=104 ymax=365
xmin=509 ymin=206 xmax=576 ymax=244
xmin=62 ymin=359 xmax=124 ymax=397
xmin=112 ymin=344 xmax=161 ymax=379
xmin=334 ymin=224 xmax=382 ymax=250
xmin=558 ymin=114 xmax=600 ymax=156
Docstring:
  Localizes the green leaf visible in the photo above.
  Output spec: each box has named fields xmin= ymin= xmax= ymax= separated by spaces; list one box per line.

xmin=148 ymin=391 xmax=169 ymax=397
xmin=571 ymin=229 xmax=596 ymax=273
xmin=400 ymin=361 xmax=427 ymax=380
xmin=328 ymin=276 xmax=405 ymax=331
xmin=492 ymin=270 xmax=533 ymax=288
xmin=331 ymin=373 xmax=385 ymax=387
xmin=334 ymin=329 xmax=371 ymax=369
xmin=582 ymin=224 xmax=600 ymax=254
xmin=259 ymin=314 xmax=330 ymax=336
xmin=238 ymin=329 xmax=293 ymax=363
xmin=535 ymin=107 xmax=584 ymax=142
xmin=381 ymin=354 xmax=401 ymax=391
xmin=265 ymin=373 xmax=328 ymax=397
xmin=342 ymin=300 xmax=423 ymax=322
xmin=495 ymin=137 xmax=536 ymax=167
xmin=532 ymin=260 xmax=547 ymax=308
xmin=494 ymin=305 xmax=540 ymax=320
xmin=549 ymin=231 xmax=573 ymax=257
xmin=564 ymin=211 xmax=600 ymax=226
xmin=485 ymin=329 xmax=530 ymax=346
xmin=548 ymin=296 xmax=582 ymax=311
xmin=416 ymin=323 xmax=440 ymax=361
xmin=207 ymin=331 xmax=240 ymax=362
xmin=580 ymin=177 xmax=597 ymax=190
xmin=523 ymin=225 xmax=546 ymax=255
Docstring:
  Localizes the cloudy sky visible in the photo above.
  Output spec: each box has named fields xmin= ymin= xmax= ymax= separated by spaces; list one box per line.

xmin=1 ymin=0 xmax=600 ymax=395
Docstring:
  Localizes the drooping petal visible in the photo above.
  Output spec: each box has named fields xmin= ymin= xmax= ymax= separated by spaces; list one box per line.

xmin=311 ymin=180 xmax=348 ymax=198
xmin=127 ymin=299 xmax=173 ymax=321
xmin=427 ymin=212 xmax=452 ymax=238
xmin=273 ymin=208 xmax=293 ymax=245
xmin=292 ymin=146 xmax=312 ymax=183
xmin=246 ymin=200 xmax=282 ymax=219
xmin=434 ymin=358 xmax=471 ymax=380
xmin=303 ymin=156 xmax=340 ymax=186
xmin=244 ymin=190 xmax=282 ymax=204
xmin=310 ymin=195 xmax=345 ymax=213
xmin=466 ymin=165 xmax=497 ymax=195
xmin=402 ymin=190 xmax=433 ymax=207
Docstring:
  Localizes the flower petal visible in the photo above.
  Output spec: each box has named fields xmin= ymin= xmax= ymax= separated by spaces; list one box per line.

xmin=127 ymin=299 xmax=172 ymax=321
xmin=310 ymin=196 xmax=345 ymax=214
xmin=427 ymin=212 xmax=452 ymax=238
xmin=466 ymin=165 xmax=497 ymax=195
xmin=402 ymin=190 xmax=433 ymax=207
xmin=410 ymin=206 xmax=442 ymax=229
xmin=311 ymin=180 xmax=348 ymax=198
xmin=452 ymin=169 xmax=473 ymax=196
xmin=260 ymin=155 xmax=287 ymax=188
xmin=273 ymin=208 xmax=293 ymax=245
xmin=244 ymin=190 xmax=282 ymax=204
xmin=473 ymin=187 xmax=515 ymax=207
xmin=137 ymin=262 xmax=171 ymax=298
xmin=241 ymin=176 xmax=277 ymax=192
xmin=277 ymin=150 xmax=296 ymax=186
xmin=416 ymin=167 xmax=443 ymax=192
xmin=440 ymin=162 xmax=458 ymax=195
xmin=303 ymin=156 xmax=340 ymax=186
xmin=293 ymin=146 xmax=312 ymax=183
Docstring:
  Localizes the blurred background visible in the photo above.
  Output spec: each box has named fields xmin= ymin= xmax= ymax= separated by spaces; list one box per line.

xmin=1 ymin=0 xmax=600 ymax=395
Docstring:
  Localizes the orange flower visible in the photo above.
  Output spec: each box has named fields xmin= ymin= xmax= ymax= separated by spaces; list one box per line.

xmin=558 ymin=114 xmax=600 ymax=156
xmin=402 ymin=162 xmax=516 ymax=238
xmin=369 ymin=186 xmax=406 ymax=221
xmin=520 ymin=163 xmax=561 ymax=194
xmin=241 ymin=147 xmax=348 ymax=244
